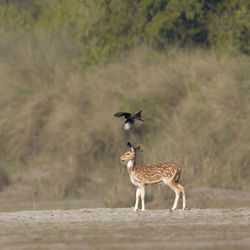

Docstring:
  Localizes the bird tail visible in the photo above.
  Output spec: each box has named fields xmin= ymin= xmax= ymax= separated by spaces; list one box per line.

xmin=135 ymin=110 xmax=144 ymax=122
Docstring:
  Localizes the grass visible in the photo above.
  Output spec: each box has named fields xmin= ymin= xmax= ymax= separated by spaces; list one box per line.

xmin=0 ymin=31 xmax=249 ymax=206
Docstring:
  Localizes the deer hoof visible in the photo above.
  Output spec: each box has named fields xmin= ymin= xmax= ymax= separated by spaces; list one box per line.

xmin=169 ymin=208 xmax=176 ymax=212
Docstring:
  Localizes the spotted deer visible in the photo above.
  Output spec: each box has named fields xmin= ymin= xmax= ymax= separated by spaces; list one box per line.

xmin=120 ymin=142 xmax=186 ymax=211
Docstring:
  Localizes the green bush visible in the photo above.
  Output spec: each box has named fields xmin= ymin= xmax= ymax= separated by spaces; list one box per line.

xmin=0 ymin=0 xmax=249 ymax=67
xmin=207 ymin=0 xmax=250 ymax=54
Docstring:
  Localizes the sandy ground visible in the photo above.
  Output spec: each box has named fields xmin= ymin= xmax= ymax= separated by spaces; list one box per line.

xmin=0 ymin=187 xmax=250 ymax=249
xmin=0 ymin=207 xmax=250 ymax=250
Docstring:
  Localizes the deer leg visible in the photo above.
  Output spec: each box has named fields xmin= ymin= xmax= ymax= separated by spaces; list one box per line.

xmin=170 ymin=183 xmax=181 ymax=210
xmin=134 ymin=187 xmax=141 ymax=211
xmin=177 ymin=183 xmax=186 ymax=210
xmin=163 ymin=179 xmax=181 ymax=210
xmin=140 ymin=184 xmax=145 ymax=211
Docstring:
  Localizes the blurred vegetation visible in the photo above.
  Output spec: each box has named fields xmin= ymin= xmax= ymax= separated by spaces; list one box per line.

xmin=0 ymin=0 xmax=249 ymax=66
xmin=0 ymin=1 xmax=249 ymax=206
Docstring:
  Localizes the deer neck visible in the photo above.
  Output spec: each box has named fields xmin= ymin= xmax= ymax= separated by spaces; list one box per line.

xmin=127 ymin=159 xmax=135 ymax=174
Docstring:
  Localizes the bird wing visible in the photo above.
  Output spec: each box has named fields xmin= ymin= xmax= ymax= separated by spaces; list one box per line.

xmin=114 ymin=112 xmax=131 ymax=119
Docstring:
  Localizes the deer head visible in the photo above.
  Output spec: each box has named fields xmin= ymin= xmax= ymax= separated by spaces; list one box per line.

xmin=120 ymin=142 xmax=142 ymax=162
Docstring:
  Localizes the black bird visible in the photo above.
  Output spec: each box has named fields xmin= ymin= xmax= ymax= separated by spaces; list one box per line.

xmin=114 ymin=110 xmax=144 ymax=130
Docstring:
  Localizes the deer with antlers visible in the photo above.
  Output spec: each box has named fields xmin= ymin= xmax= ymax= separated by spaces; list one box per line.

xmin=120 ymin=142 xmax=186 ymax=211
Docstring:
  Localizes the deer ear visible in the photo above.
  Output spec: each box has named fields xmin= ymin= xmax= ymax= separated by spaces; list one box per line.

xmin=135 ymin=146 xmax=142 ymax=152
